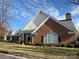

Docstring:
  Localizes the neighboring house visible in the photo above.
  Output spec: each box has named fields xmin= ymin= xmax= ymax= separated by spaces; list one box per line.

xmin=6 ymin=31 xmax=20 ymax=43
xmin=20 ymin=11 xmax=76 ymax=46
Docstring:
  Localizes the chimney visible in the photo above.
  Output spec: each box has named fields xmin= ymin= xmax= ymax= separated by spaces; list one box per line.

xmin=66 ymin=13 xmax=71 ymax=21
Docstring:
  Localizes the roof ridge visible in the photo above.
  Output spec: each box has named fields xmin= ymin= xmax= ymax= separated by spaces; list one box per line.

xmin=22 ymin=10 xmax=76 ymax=33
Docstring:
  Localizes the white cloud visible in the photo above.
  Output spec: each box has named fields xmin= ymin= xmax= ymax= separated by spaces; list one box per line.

xmin=27 ymin=0 xmax=59 ymax=17
xmin=57 ymin=7 xmax=79 ymax=20
xmin=13 ymin=0 xmax=79 ymax=22
xmin=56 ymin=15 xmax=65 ymax=20
xmin=70 ymin=6 xmax=79 ymax=16
xmin=27 ymin=0 xmax=66 ymax=20
xmin=46 ymin=7 xmax=59 ymax=17
xmin=11 ymin=0 xmax=61 ymax=20
xmin=69 ymin=6 xmax=79 ymax=31
xmin=20 ymin=11 xmax=32 ymax=18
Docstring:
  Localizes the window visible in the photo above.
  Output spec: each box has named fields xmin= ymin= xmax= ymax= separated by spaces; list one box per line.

xmin=43 ymin=32 xmax=59 ymax=44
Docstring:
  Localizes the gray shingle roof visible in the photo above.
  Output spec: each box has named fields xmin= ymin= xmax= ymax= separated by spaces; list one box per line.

xmin=59 ymin=20 xmax=76 ymax=31
xmin=22 ymin=11 xmax=76 ymax=33
xmin=22 ymin=11 xmax=48 ymax=31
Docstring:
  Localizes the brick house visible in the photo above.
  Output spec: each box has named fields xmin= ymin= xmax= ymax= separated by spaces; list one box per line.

xmin=21 ymin=11 xmax=77 ymax=45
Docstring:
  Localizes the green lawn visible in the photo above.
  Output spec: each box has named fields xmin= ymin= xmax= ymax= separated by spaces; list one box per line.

xmin=0 ymin=41 xmax=79 ymax=59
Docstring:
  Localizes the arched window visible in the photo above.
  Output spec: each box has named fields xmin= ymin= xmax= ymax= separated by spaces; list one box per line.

xmin=44 ymin=32 xmax=59 ymax=44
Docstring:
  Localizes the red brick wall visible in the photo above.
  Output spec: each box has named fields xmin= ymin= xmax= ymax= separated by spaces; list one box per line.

xmin=32 ymin=18 xmax=76 ymax=45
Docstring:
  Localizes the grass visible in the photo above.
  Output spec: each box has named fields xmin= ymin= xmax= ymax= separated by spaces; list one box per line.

xmin=0 ymin=41 xmax=79 ymax=59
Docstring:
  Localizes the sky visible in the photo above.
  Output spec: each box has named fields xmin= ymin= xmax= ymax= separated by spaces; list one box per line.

xmin=0 ymin=0 xmax=79 ymax=31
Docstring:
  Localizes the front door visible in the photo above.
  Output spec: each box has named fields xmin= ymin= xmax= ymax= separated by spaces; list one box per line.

xmin=27 ymin=35 xmax=32 ymax=44
xmin=24 ymin=34 xmax=32 ymax=44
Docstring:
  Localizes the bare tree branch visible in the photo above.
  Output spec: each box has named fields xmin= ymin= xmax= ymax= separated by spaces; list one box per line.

xmin=0 ymin=0 xmax=10 ymax=40
xmin=66 ymin=0 xmax=79 ymax=5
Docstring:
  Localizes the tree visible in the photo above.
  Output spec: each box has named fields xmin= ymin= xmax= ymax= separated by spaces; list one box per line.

xmin=66 ymin=0 xmax=79 ymax=5
xmin=0 ymin=0 xmax=10 ymax=40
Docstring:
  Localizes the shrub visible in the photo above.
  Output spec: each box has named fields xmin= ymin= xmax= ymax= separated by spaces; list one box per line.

xmin=34 ymin=43 xmax=42 ymax=46
xmin=67 ymin=44 xmax=75 ymax=48
xmin=75 ymin=44 xmax=79 ymax=48
xmin=61 ymin=44 xmax=65 ymax=47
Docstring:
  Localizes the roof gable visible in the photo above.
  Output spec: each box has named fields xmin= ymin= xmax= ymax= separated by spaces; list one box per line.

xmin=32 ymin=17 xmax=50 ymax=34
xmin=22 ymin=11 xmax=48 ymax=31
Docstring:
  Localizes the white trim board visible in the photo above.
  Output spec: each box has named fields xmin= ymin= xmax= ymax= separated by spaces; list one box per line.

xmin=31 ymin=17 xmax=50 ymax=34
